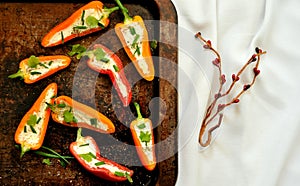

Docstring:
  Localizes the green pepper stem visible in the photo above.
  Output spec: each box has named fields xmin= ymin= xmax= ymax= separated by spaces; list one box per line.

xmin=114 ymin=0 xmax=133 ymax=23
xmin=103 ymin=6 xmax=119 ymax=16
xmin=76 ymin=128 xmax=84 ymax=142
xmin=8 ymin=69 xmax=24 ymax=80
xmin=20 ymin=144 xmax=30 ymax=158
xmin=134 ymin=102 xmax=143 ymax=119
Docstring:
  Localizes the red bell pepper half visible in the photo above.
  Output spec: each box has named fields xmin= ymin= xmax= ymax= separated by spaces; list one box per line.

xmin=86 ymin=44 xmax=132 ymax=106
xmin=70 ymin=128 xmax=134 ymax=183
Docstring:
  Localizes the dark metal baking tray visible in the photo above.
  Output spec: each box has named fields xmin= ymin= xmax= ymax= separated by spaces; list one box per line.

xmin=0 ymin=0 xmax=177 ymax=185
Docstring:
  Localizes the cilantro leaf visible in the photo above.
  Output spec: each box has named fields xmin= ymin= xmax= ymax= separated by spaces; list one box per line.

xmin=27 ymin=55 xmax=40 ymax=68
xmin=63 ymin=110 xmax=77 ymax=123
xmin=42 ymin=158 xmax=51 ymax=166
xmin=139 ymin=131 xmax=151 ymax=146
xmin=27 ymin=114 xmax=37 ymax=127
xmin=86 ymin=15 xmax=99 ymax=28
xmin=150 ymin=40 xmax=158 ymax=51
xmin=68 ymin=44 xmax=87 ymax=59
xmin=94 ymin=48 xmax=106 ymax=61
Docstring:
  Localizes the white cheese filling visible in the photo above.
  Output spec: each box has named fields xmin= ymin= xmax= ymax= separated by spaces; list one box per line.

xmin=26 ymin=59 xmax=65 ymax=80
xmin=120 ymin=22 xmax=150 ymax=74
xmin=18 ymin=88 xmax=55 ymax=145
xmin=49 ymin=8 xmax=104 ymax=44
xmin=90 ymin=55 xmax=128 ymax=99
xmin=73 ymin=142 xmax=130 ymax=175
xmin=55 ymin=101 xmax=108 ymax=131
xmin=133 ymin=120 xmax=154 ymax=163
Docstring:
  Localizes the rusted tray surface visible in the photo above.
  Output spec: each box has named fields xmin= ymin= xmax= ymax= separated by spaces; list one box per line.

xmin=0 ymin=0 xmax=177 ymax=185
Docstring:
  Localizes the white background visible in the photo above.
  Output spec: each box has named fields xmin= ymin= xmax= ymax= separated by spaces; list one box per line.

xmin=173 ymin=0 xmax=300 ymax=185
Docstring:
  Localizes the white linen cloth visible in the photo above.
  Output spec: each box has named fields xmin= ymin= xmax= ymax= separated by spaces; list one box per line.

xmin=173 ymin=0 xmax=300 ymax=185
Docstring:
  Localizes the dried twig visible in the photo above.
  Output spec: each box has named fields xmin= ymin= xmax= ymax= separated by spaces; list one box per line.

xmin=195 ymin=32 xmax=266 ymax=147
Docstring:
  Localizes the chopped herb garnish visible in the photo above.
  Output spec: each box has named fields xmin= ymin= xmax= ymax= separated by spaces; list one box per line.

xmin=50 ymin=95 xmax=57 ymax=99
xmin=134 ymin=45 xmax=141 ymax=56
xmin=125 ymin=172 xmax=133 ymax=183
xmin=98 ymin=22 xmax=105 ymax=28
xmin=45 ymin=102 xmax=56 ymax=111
xmin=90 ymin=118 xmax=97 ymax=126
xmin=36 ymin=117 xmax=41 ymax=124
xmin=86 ymin=15 xmax=99 ymax=28
xmin=94 ymin=48 xmax=106 ymax=61
xmin=113 ymin=65 xmax=119 ymax=72
xmin=81 ymin=10 xmax=85 ymax=25
xmin=79 ymin=152 xmax=96 ymax=163
xmin=30 ymin=71 xmax=42 ymax=75
xmin=63 ymin=110 xmax=77 ymax=123
xmin=95 ymin=161 xmax=105 ymax=166
xmin=100 ymin=57 xmax=110 ymax=63
xmin=27 ymin=55 xmax=40 ymax=68
xmin=139 ymin=131 xmax=151 ymax=146
xmin=137 ymin=123 xmax=146 ymax=129
xmin=48 ymin=61 xmax=53 ymax=66
xmin=27 ymin=114 xmax=37 ymax=127
xmin=38 ymin=62 xmax=49 ymax=69
xmin=114 ymin=172 xmax=133 ymax=183
xmin=73 ymin=25 xmax=88 ymax=30
xmin=30 ymin=125 xmax=37 ymax=133
xmin=68 ymin=44 xmax=87 ymax=59
xmin=98 ymin=15 xmax=104 ymax=22
xmin=129 ymin=26 xmax=136 ymax=35
xmin=132 ymin=34 xmax=140 ymax=45
xmin=79 ymin=143 xmax=90 ymax=147
xmin=114 ymin=171 xmax=125 ymax=177
xmin=150 ymin=40 xmax=158 ymax=51
xmin=42 ymin=158 xmax=51 ymax=166
xmin=57 ymin=103 xmax=66 ymax=108
xmin=61 ymin=31 xmax=64 ymax=44
xmin=24 ymin=126 xmax=27 ymax=133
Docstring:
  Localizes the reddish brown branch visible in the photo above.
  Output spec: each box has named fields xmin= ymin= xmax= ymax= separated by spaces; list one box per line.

xmin=195 ymin=32 xmax=266 ymax=147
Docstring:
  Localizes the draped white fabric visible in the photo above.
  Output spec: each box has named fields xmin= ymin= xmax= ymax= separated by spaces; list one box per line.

xmin=174 ymin=0 xmax=300 ymax=185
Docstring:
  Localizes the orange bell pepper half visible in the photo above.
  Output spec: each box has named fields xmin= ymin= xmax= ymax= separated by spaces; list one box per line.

xmin=14 ymin=82 xmax=58 ymax=157
xmin=8 ymin=55 xmax=71 ymax=84
xmin=50 ymin=96 xmax=115 ymax=134
xmin=130 ymin=102 xmax=156 ymax=171
xmin=41 ymin=1 xmax=119 ymax=47
xmin=114 ymin=0 xmax=155 ymax=81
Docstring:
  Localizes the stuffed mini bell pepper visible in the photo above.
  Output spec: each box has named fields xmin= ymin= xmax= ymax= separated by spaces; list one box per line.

xmin=8 ymin=55 xmax=71 ymax=84
xmin=70 ymin=128 xmax=134 ymax=183
xmin=130 ymin=102 xmax=156 ymax=171
xmin=86 ymin=44 xmax=132 ymax=106
xmin=41 ymin=1 xmax=119 ymax=47
xmin=50 ymin=96 xmax=115 ymax=134
xmin=14 ymin=83 xmax=58 ymax=157
xmin=114 ymin=0 xmax=155 ymax=81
